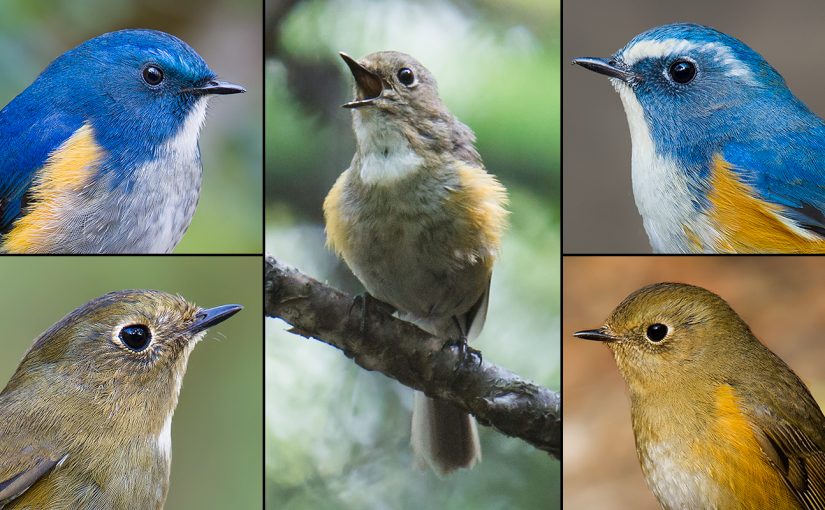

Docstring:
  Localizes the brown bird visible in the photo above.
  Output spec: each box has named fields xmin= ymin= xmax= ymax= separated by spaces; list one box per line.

xmin=324 ymin=51 xmax=508 ymax=475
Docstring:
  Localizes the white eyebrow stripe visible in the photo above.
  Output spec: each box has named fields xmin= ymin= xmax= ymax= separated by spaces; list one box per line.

xmin=620 ymin=38 xmax=755 ymax=84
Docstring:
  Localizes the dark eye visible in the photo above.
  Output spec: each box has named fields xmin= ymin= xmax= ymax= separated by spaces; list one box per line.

xmin=397 ymin=67 xmax=414 ymax=86
xmin=646 ymin=323 xmax=668 ymax=342
xmin=119 ymin=325 xmax=152 ymax=351
xmin=142 ymin=65 xmax=164 ymax=86
xmin=668 ymin=60 xmax=696 ymax=84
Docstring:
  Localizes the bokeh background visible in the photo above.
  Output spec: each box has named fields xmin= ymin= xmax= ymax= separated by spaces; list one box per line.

xmin=265 ymin=0 xmax=560 ymax=508
xmin=563 ymin=0 xmax=825 ymax=253
xmin=0 ymin=257 xmax=262 ymax=509
xmin=0 ymin=0 xmax=262 ymax=253
xmin=563 ymin=256 xmax=825 ymax=509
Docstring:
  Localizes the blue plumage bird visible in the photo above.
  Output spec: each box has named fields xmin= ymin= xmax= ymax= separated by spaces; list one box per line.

xmin=0 ymin=29 xmax=244 ymax=253
xmin=574 ymin=23 xmax=825 ymax=253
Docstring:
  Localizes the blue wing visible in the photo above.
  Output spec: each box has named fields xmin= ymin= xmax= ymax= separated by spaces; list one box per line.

xmin=0 ymin=89 xmax=83 ymax=233
xmin=722 ymin=126 xmax=825 ymax=237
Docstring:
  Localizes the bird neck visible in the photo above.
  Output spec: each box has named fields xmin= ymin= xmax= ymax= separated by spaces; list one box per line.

xmin=352 ymin=111 xmax=426 ymax=185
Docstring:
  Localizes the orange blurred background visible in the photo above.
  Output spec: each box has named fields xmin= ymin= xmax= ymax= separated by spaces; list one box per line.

xmin=563 ymin=256 xmax=825 ymax=509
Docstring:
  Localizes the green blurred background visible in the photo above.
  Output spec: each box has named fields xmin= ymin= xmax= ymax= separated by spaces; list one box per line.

xmin=0 ymin=0 xmax=262 ymax=253
xmin=265 ymin=0 xmax=560 ymax=508
xmin=0 ymin=257 xmax=262 ymax=509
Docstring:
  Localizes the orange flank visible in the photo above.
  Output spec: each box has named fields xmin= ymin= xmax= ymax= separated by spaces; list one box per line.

xmin=706 ymin=385 xmax=799 ymax=509
xmin=4 ymin=124 xmax=103 ymax=253
xmin=322 ymin=169 xmax=350 ymax=259
xmin=443 ymin=163 xmax=509 ymax=266
xmin=708 ymin=155 xmax=825 ymax=253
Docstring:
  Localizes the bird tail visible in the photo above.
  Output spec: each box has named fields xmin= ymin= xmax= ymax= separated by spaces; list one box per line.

xmin=411 ymin=391 xmax=481 ymax=476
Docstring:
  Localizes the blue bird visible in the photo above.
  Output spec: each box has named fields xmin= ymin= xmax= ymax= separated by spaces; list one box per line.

xmin=0 ymin=29 xmax=244 ymax=253
xmin=574 ymin=23 xmax=825 ymax=253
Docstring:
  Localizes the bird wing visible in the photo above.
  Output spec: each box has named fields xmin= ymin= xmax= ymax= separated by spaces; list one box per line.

xmin=749 ymin=413 xmax=825 ymax=509
xmin=0 ymin=433 xmax=65 ymax=507
xmin=734 ymin=366 xmax=825 ymax=510
xmin=0 ymin=101 xmax=84 ymax=233
xmin=464 ymin=276 xmax=490 ymax=343
xmin=720 ymin=135 xmax=825 ymax=240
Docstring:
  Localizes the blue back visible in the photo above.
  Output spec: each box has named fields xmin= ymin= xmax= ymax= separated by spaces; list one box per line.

xmin=0 ymin=29 xmax=216 ymax=230
xmin=617 ymin=23 xmax=825 ymax=232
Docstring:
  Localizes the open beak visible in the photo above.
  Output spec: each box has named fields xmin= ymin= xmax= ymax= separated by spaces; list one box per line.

xmin=186 ymin=79 xmax=246 ymax=96
xmin=572 ymin=57 xmax=638 ymax=83
xmin=573 ymin=328 xmax=619 ymax=342
xmin=189 ymin=304 xmax=243 ymax=334
xmin=339 ymin=52 xmax=384 ymax=108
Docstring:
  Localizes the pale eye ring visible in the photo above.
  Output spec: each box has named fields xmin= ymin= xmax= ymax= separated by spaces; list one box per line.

xmin=646 ymin=323 xmax=668 ymax=342
xmin=397 ymin=67 xmax=415 ymax=86
xmin=118 ymin=324 xmax=152 ymax=351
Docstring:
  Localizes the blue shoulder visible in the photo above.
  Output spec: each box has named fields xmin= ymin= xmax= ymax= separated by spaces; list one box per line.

xmin=722 ymin=126 xmax=825 ymax=236
xmin=0 ymin=87 xmax=83 ymax=231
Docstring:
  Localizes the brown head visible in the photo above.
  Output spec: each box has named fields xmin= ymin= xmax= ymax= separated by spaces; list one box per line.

xmin=339 ymin=51 xmax=480 ymax=168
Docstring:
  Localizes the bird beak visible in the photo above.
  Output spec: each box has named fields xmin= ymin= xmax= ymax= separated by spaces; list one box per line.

xmin=186 ymin=80 xmax=246 ymax=96
xmin=189 ymin=304 xmax=243 ymax=333
xmin=573 ymin=328 xmax=619 ymax=342
xmin=339 ymin=52 xmax=384 ymax=108
xmin=572 ymin=57 xmax=638 ymax=83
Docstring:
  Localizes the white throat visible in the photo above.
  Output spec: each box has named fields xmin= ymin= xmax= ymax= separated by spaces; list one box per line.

xmin=611 ymin=80 xmax=716 ymax=253
xmin=156 ymin=412 xmax=173 ymax=461
xmin=167 ymin=99 xmax=208 ymax=159
xmin=353 ymin=112 xmax=424 ymax=185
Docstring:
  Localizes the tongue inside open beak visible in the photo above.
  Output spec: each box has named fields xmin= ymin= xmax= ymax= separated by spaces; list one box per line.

xmin=339 ymin=52 xmax=384 ymax=108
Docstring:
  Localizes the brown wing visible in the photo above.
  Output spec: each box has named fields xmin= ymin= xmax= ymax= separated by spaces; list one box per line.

xmin=463 ymin=276 xmax=490 ymax=342
xmin=752 ymin=413 xmax=825 ymax=509
xmin=0 ymin=433 xmax=65 ymax=508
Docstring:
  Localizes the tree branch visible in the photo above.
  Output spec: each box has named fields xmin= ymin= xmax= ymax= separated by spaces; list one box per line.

xmin=265 ymin=255 xmax=561 ymax=459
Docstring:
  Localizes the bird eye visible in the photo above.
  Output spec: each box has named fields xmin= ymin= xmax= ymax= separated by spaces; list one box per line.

xmin=119 ymin=324 xmax=152 ymax=351
xmin=397 ymin=67 xmax=415 ymax=86
xmin=142 ymin=65 xmax=164 ymax=86
xmin=668 ymin=60 xmax=696 ymax=84
xmin=646 ymin=323 xmax=668 ymax=342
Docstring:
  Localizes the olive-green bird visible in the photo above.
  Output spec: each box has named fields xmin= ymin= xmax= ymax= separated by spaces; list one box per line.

xmin=576 ymin=283 xmax=825 ymax=509
xmin=0 ymin=290 xmax=241 ymax=509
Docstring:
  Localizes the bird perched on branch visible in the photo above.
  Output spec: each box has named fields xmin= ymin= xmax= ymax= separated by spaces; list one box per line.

xmin=324 ymin=50 xmax=508 ymax=475
xmin=0 ymin=30 xmax=244 ymax=253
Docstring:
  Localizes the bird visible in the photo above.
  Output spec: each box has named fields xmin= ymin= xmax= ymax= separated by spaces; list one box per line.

xmin=575 ymin=282 xmax=825 ymax=509
xmin=324 ymin=51 xmax=508 ymax=475
xmin=0 ymin=290 xmax=242 ymax=509
xmin=0 ymin=29 xmax=245 ymax=254
xmin=573 ymin=23 xmax=825 ymax=253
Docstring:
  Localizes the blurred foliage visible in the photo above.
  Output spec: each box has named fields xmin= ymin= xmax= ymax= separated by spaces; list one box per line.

xmin=0 ymin=0 xmax=262 ymax=253
xmin=0 ymin=257 xmax=262 ymax=509
xmin=265 ymin=0 xmax=560 ymax=508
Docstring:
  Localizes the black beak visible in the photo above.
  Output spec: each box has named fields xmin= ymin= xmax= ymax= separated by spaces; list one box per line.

xmin=190 ymin=304 xmax=243 ymax=333
xmin=339 ymin=52 xmax=384 ymax=108
xmin=186 ymin=80 xmax=246 ymax=96
xmin=573 ymin=328 xmax=619 ymax=342
xmin=572 ymin=57 xmax=638 ymax=83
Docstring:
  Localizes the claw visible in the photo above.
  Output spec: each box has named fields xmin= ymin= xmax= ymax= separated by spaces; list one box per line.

xmin=441 ymin=337 xmax=483 ymax=369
